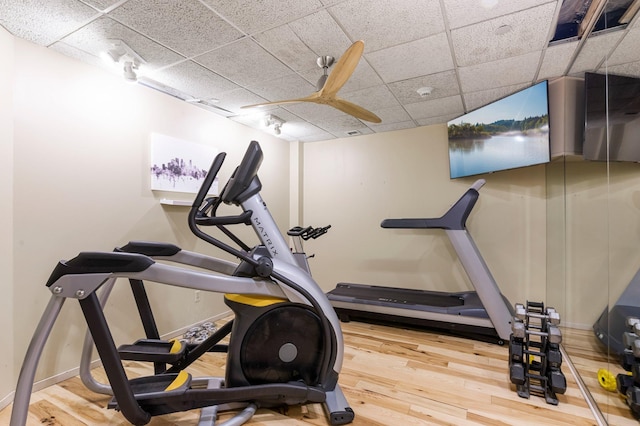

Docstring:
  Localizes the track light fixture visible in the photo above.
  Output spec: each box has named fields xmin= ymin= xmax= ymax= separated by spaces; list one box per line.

xmin=101 ymin=39 xmax=145 ymax=82
xmin=262 ymin=114 xmax=285 ymax=135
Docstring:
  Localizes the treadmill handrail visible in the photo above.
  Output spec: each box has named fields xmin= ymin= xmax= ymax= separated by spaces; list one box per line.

xmin=381 ymin=179 xmax=485 ymax=231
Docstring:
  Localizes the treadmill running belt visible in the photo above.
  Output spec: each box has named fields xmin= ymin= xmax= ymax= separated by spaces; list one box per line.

xmin=330 ymin=283 xmax=465 ymax=308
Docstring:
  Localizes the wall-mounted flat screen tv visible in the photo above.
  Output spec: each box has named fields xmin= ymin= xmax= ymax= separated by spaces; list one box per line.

xmin=583 ymin=72 xmax=640 ymax=162
xmin=447 ymin=80 xmax=550 ymax=179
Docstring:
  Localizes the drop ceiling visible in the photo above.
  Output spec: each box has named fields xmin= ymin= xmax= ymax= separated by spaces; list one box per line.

xmin=1 ymin=0 xmax=639 ymax=142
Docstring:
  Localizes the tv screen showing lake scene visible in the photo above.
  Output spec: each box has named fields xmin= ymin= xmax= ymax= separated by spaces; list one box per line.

xmin=447 ymin=80 xmax=550 ymax=179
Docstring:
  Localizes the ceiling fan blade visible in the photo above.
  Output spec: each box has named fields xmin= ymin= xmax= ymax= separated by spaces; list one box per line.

xmin=241 ymin=93 xmax=319 ymax=109
xmin=327 ymin=97 xmax=381 ymax=123
xmin=320 ymin=40 xmax=364 ymax=97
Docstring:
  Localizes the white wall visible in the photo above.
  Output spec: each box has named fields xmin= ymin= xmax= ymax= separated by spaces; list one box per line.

xmin=6 ymin=35 xmax=291 ymax=400
xmin=301 ymin=126 xmax=548 ymax=311
xmin=0 ymin=26 xmax=15 ymax=408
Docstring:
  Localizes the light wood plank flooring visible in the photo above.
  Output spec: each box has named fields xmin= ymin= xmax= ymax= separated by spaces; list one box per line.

xmin=1 ymin=320 xmax=635 ymax=425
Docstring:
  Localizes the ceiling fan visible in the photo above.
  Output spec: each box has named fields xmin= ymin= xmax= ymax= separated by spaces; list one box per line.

xmin=242 ymin=40 xmax=381 ymax=123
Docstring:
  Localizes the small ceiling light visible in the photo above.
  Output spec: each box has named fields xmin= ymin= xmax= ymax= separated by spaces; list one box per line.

xmin=417 ymin=86 xmax=433 ymax=97
xmin=495 ymin=24 xmax=513 ymax=36
xmin=262 ymin=114 xmax=285 ymax=135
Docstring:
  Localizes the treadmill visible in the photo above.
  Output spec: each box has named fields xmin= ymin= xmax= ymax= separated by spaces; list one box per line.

xmin=327 ymin=179 xmax=514 ymax=344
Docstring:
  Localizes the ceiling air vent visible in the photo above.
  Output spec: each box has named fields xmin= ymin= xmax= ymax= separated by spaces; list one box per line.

xmin=346 ymin=130 xmax=361 ymax=136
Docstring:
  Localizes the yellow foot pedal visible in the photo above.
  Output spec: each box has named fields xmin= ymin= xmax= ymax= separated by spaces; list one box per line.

xmin=165 ymin=370 xmax=189 ymax=391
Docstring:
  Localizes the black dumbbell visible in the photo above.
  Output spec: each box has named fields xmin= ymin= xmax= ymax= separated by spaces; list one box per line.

xmin=618 ymin=373 xmax=634 ymax=395
xmin=548 ymin=369 xmax=567 ymax=395
xmin=509 ymin=337 xmax=524 ymax=363
xmin=547 ymin=343 xmax=562 ymax=369
xmin=621 ymin=350 xmax=636 ymax=372
xmin=627 ymin=386 xmax=640 ymax=417
xmin=510 ymin=361 xmax=525 ymax=385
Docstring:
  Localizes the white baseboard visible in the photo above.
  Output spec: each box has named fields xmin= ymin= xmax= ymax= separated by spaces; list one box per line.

xmin=0 ymin=391 xmax=14 ymax=412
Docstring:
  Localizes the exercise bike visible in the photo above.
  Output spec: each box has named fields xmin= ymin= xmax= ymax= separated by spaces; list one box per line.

xmin=287 ymin=225 xmax=331 ymax=274
xmin=11 ymin=141 xmax=353 ymax=426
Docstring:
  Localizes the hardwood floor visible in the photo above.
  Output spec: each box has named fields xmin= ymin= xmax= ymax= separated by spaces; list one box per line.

xmin=562 ymin=327 xmax=638 ymax=426
xmin=1 ymin=320 xmax=634 ymax=425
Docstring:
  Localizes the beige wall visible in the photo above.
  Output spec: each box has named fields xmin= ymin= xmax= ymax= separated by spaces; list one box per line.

xmin=5 ymin=22 xmax=631 ymax=410
xmin=301 ymin=126 xmax=548 ymax=311
xmin=0 ymin=27 xmax=15 ymax=407
xmin=6 ymin=36 xmax=291 ymax=401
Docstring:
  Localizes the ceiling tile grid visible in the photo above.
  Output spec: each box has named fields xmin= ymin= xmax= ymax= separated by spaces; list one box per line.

xmin=1 ymin=0 xmax=639 ymax=141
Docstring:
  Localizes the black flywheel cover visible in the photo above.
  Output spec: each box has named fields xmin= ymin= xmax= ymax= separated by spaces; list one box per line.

xmin=240 ymin=306 xmax=324 ymax=385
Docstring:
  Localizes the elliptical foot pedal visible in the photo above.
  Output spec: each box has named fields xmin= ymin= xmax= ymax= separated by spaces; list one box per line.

xmin=107 ymin=371 xmax=192 ymax=409
xmin=118 ymin=339 xmax=185 ymax=363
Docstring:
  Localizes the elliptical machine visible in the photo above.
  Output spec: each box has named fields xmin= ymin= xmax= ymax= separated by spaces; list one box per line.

xmin=11 ymin=141 xmax=353 ymax=426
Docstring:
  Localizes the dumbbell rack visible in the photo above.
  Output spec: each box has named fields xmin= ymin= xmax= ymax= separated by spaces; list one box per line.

xmin=508 ymin=301 xmax=566 ymax=405
xmin=615 ymin=317 xmax=640 ymax=416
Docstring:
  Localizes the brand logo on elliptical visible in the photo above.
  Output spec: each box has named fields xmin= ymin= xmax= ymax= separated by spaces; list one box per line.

xmin=253 ymin=216 xmax=278 ymax=256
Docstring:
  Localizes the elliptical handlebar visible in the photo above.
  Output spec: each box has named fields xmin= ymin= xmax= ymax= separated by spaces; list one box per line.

xmin=191 ymin=152 xmax=226 ymax=211
xmin=187 ymin=142 xmax=266 ymax=265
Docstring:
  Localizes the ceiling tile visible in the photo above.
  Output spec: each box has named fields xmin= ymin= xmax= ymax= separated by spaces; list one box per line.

xmin=366 ymin=33 xmax=454 ymax=83
xmin=254 ymin=25 xmax=319 ymax=72
xmin=538 ymin=41 xmax=579 ymax=80
xmin=0 ymin=0 xmax=99 ymax=46
xmin=280 ymin=121 xmax=331 ymax=140
xmin=388 ymin=70 xmax=460 ymax=104
xmin=283 ymin=102 xmax=345 ymax=122
xmin=81 ymin=0 xmax=121 ymax=11
xmin=246 ymin=74 xmax=316 ymax=103
xmin=607 ymin=28 xmax=640 ymax=66
xmin=601 ymin=61 xmax=640 ymax=77
xmin=363 ymin=105 xmax=412 ymax=125
xmin=569 ymin=30 xmax=625 ymax=74
xmin=329 ymin=0 xmax=445 ymax=52
xmin=462 ymin=83 xmax=529 ymax=112
xmin=366 ymin=120 xmax=416 ymax=133
xmin=404 ymin=95 xmax=464 ymax=120
xmin=458 ymin=51 xmax=540 ymax=92
xmin=340 ymin=60 xmax=384 ymax=93
xmin=417 ymin=113 xmax=461 ymax=126
xmin=451 ymin=2 xmax=557 ymax=67
xmin=442 ymin=0 xmax=557 ymax=30
xmin=195 ymin=38 xmax=293 ymax=87
xmin=147 ymin=60 xmax=240 ymax=99
xmin=212 ymin=88 xmax=279 ymax=116
xmin=314 ymin=114 xmax=370 ymax=134
xmin=201 ymin=0 xmax=324 ymax=35
xmin=60 ymin=16 xmax=184 ymax=71
xmin=287 ymin=9 xmax=352 ymax=56
xmin=109 ymin=0 xmax=243 ymax=57
xmin=342 ymin=85 xmax=400 ymax=112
